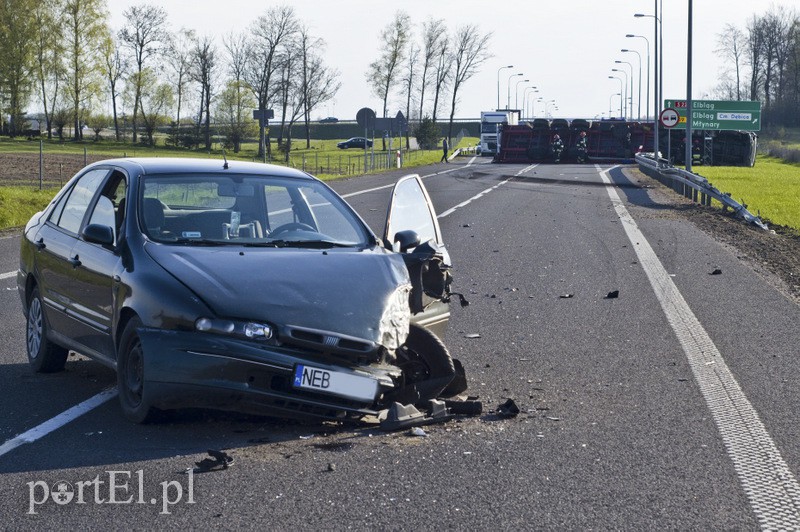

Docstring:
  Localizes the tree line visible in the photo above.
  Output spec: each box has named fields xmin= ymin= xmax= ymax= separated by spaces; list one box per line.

xmin=0 ymin=1 xmax=491 ymax=155
xmin=715 ymin=3 xmax=800 ymax=128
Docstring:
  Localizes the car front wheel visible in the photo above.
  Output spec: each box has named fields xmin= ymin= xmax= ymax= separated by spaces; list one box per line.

xmin=26 ymin=286 xmax=69 ymax=373
xmin=117 ymin=317 xmax=157 ymax=423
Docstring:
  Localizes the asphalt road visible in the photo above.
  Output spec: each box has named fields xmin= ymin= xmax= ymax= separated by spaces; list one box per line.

xmin=1 ymin=156 xmax=799 ymax=529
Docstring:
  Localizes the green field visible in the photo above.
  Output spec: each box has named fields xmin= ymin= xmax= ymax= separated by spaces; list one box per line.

xmin=694 ymin=155 xmax=800 ymax=231
xmin=0 ymin=136 xmax=479 ymax=231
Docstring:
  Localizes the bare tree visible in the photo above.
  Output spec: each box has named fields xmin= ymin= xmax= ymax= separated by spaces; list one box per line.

xmin=191 ymin=35 xmax=217 ymax=151
xmin=402 ymin=43 xmax=419 ymax=149
xmin=366 ymin=11 xmax=411 ymax=120
xmin=716 ymin=23 xmax=745 ymax=101
xmin=63 ymin=0 xmax=109 ymax=140
xmin=418 ymin=19 xmax=447 ymax=121
xmin=100 ymin=36 xmax=126 ymax=140
xmin=297 ymin=25 xmax=340 ymax=148
xmin=32 ymin=0 xmax=65 ymax=139
xmin=138 ymin=68 xmax=174 ymax=146
xmin=119 ymin=4 xmax=169 ymax=143
xmin=430 ymin=31 xmax=450 ymax=123
xmin=166 ymin=28 xmax=197 ymax=142
xmin=446 ymin=25 xmax=492 ymax=143
xmin=245 ymin=5 xmax=299 ymax=159
xmin=746 ymin=14 xmax=766 ymax=101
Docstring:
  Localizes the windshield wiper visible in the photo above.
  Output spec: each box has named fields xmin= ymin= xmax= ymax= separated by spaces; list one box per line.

xmin=170 ymin=237 xmax=227 ymax=246
xmin=255 ymin=239 xmax=355 ymax=249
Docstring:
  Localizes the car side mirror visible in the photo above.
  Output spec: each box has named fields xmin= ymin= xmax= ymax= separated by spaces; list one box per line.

xmin=393 ymin=229 xmax=420 ymax=253
xmin=82 ymin=223 xmax=115 ymax=246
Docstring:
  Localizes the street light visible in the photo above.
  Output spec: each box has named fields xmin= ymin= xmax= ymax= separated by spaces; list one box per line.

xmin=609 ymin=93 xmax=621 ymax=117
xmin=507 ymin=72 xmax=523 ymax=109
xmin=515 ymin=79 xmax=530 ymax=110
xmin=615 ymin=60 xmax=634 ymax=119
xmin=609 ymin=76 xmax=624 ymax=118
xmin=522 ymin=86 xmax=538 ymax=119
xmin=529 ymin=95 xmax=543 ymax=118
xmin=626 ymin=35 xmax=650 ymax=120
xmin=636 ymin=5 xmax=663 ymax=160
xmin=497 ymin=65 xmax=513 ymax=110
xmin=621 ymin=48 xmax=642 ymax=120
xmin=611 ymin=69 xmax=628 ymax=120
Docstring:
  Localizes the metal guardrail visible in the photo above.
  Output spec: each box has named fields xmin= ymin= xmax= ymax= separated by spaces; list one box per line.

xmin=635 ymin=153 xmax=768 ymax=230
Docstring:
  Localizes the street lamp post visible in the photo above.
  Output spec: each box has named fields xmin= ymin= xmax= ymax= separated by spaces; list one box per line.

xmin=515 ymin=79 xmax=530 ymax=110
xmin=497 ymin=65 xmax=513 ymax=110
xmin=621 ymin=49 xmax=642 ymax=120
xmin=609 ymin=76 xmax=624 ymax=118
xmin=636 ymin=5 xmax=662 ymax=161
xmin=507 ymin=73 xmax=523 ymax=109
xmin=522 ymin=87 xmax=538 ymax=119
xmin=615 ymin=60 xmax=634 ymax=119
xmin=611 ymin=69 xmax=628 ymax=120
xmin=626 ymin=35 xmax=650 ymax=120
xmin=609 ymin=93 xmax=621 ymax=117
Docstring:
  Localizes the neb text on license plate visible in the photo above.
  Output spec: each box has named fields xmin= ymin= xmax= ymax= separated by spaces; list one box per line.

xmin=293 ymin=364 xmax=378 ymax=402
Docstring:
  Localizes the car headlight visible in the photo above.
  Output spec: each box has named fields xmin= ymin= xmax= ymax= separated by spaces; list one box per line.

xmin=195 ymin=317 xmax=273 ymax=340
xmin=379 ymin=284 xmax=411 ymax=350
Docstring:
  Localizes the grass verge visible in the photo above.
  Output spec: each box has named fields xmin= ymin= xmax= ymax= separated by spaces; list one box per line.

xmin=693 ymin=154 xmax=800 ymax=231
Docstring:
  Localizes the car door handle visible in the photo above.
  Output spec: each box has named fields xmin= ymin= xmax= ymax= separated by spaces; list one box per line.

xmin=68 ymin=255 xmax=82 ymax=268
xmin=34 ymin=238 xmax=46 ymax=251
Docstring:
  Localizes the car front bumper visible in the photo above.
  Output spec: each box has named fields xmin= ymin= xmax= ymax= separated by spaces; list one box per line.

xmin=138 ymin=328 xmax=402 ymax=419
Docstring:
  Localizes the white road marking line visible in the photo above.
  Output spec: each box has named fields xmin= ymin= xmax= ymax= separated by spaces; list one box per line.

xmin=597 ymin=164 xmax=800 ymax=528
xmin=0 ymin=388 xmax=118 ymax=458
xmin=438 ymin=164 xmax=536 ymax=219
xmin=0 ymin=271 xmax=15 ymax=280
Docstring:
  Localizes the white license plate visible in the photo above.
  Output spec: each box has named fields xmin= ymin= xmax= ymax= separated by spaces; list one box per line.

xmin=292 ymin=365 xmax=378 ymax=402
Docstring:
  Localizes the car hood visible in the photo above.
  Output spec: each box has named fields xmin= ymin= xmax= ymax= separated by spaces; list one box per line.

xmin=144 ymin=244 xmax=409 ymax=344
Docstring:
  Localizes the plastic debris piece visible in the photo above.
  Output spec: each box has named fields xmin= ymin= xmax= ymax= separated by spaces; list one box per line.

xmin=497 ymin=399 xmax=520 ymax=418
xmin=444 ymin=399 xmax=483 ymax=416
xmin=299 ymin=434 xmax=314 ymax=440
xmin=409 ymin=427 xmax=428 ymax=437
xmin=604 ymin=290 xmax=620 ymax=299
xmin=380 ymin=402 xmax=426 ymax=431
xmin=194 ymin=450 xmax=234 ymax=472
xmin=327 ymin=463 xmax=336 ymax=472
xmin=464 ymin=333 xmax=481 ymax=339
xmin=710 ymin=269 xmax=722 ymax=275
xmin=559 ymin=294 xmax=574 ymax=299
xmin=427 ymin=399 xmax=450 ymax=419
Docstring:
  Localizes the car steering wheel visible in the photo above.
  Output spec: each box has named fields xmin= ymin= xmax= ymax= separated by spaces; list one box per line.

xmin=269 ymin=222 xmax=316 ymax=237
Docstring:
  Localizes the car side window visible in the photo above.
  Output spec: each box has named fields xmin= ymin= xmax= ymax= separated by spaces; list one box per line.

xmin=52 ymin=169 xmax=109 ymax=235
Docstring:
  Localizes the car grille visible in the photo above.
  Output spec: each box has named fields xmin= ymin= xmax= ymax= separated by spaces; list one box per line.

xmin=282 ymin=325 xmax=378 ymax=361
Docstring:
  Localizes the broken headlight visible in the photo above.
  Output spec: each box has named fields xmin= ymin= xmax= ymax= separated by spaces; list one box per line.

xmin=195 ymin=317 xmax=273 ymax=340
xmin=378 ymin=284 xmax=412 ymax=350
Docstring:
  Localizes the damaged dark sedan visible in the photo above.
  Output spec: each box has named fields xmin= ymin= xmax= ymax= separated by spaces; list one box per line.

xmin=18 ymin=158 xmax=468 ymax=423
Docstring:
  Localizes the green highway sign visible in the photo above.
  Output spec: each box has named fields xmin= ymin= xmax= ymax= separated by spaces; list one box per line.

xmin=663 ymin=99 xmax=761 ymax=131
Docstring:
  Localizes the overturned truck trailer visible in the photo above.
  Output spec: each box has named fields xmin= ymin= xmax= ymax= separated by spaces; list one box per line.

xmin=495 ymin=118 xmax=757 ymax=166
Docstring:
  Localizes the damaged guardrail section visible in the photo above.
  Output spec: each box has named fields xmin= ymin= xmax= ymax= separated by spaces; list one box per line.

xmin=635 ymin=153 xmax=768 ymax=230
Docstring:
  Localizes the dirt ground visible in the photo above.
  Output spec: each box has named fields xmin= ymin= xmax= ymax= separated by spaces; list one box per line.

xmin=0 ymin=152 xmax=108 ymax=187
xmin=2 ymin=153 xmax=798 ymax=304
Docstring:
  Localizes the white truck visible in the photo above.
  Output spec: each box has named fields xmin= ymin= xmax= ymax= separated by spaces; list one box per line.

xmin=479 ymin=110 xmax=520 ymax=156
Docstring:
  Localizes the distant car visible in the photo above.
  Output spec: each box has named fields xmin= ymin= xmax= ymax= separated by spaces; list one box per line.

xmin=337 ymin=137 xmax=373 ymax=149
xmin=319 ymin=117 xmax=339 ymax=123
xmin=18 ymin=158 xmax=465 ymax=423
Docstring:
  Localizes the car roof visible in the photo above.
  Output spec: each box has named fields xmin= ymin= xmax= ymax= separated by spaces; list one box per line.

xmin=87 ymin=157 xmax=315 ymax=180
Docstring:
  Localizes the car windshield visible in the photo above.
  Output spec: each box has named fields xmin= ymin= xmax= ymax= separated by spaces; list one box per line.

xmin=140 ymin=173 xmax=369 ymax=247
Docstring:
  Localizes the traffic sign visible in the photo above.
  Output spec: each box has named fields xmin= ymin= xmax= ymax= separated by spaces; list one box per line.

xmin=660 ymin=108 xmax=680 ymax=128
xmin=663 ymin=99 xmax=761 ymax=131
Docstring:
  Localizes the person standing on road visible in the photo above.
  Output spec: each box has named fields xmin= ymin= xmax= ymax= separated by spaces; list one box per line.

xmin=441 ymin=137 xmax=449 ymax=163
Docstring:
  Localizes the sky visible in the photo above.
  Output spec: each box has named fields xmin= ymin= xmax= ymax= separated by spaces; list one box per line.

xmin=107 ymin=0 xmax=796 ymax=121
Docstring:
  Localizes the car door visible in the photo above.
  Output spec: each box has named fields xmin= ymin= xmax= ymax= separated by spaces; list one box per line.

xmin=383 ymin=174 xmax=452 ymax=339
xmin=33 ymin=168 xmax=111 ymax=346
xmin=67 ymin=170 xmax=127 ymax=362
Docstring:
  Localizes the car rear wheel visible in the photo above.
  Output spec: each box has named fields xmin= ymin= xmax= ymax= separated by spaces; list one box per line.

xmin=117 ymin=317 xmax=157 ymax=423
xmin=26 ymin=286 xmax=68 ymax=373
